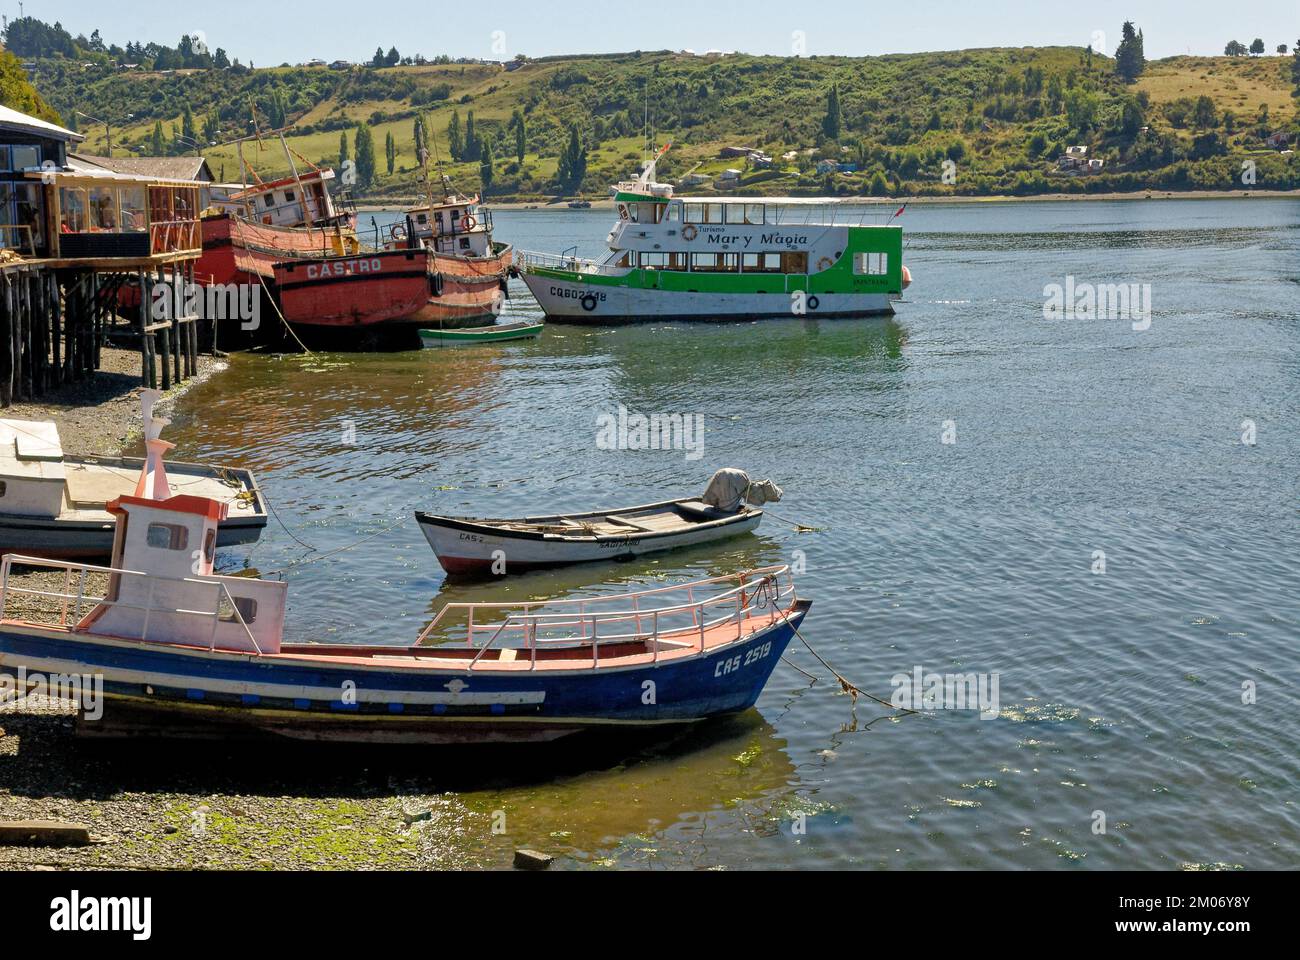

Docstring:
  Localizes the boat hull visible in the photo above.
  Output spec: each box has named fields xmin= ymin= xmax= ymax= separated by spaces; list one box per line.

xmin=419 ymin=321 xmax=542 ymax=345
xmin=0 ymin=517 xmax=263 ymax=560
xmin=273 ymin=249 xmax=434 ymax=329
xmin=0 ymin=601 xmax=808 ymax=743
xmin=521 ymin=272 xmax=894 ymax=323
xmin=416 ymin=508 xmax=762 ymax=577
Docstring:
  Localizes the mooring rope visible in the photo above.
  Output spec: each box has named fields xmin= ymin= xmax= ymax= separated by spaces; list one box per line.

xmin=771 ymin=596 xmax=918 ymax=715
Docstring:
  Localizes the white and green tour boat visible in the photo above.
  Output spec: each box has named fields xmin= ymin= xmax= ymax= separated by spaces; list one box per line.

xmin=519 ymin=147 xmax=911 ymax=323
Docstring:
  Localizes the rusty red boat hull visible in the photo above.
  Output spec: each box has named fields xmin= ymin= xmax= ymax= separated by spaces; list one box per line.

xmin=273 ymin=249 xmax=436 ymax=329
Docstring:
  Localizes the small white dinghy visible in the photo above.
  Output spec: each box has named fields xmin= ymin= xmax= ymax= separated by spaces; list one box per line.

xmin=416 ymin=469 xmax=782 ymax=577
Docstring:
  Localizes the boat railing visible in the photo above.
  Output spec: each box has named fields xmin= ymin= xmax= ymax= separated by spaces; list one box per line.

xmin=417 ymin=565 xmax=797 ymax=669
xmin=518 ymin=249 xmax=625 ymax=276
xmin=0 ymin=555 xmax=263 ymax=655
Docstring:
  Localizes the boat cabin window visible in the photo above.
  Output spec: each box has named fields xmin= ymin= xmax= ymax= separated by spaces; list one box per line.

xmin=854 ymin=252 xmax=889 ymax=276
xmin=146 ymin=523 xmax=189 ymax=551
xmin=639 ymin=252 xmax=668 ymax=269
xmin=0 ymin=481 xmax=6 ymax=497
xmin=204 ymin=528 xmax=216 ymax=564
xmin=285 ymin=190 xmax=295 ymax=203
xmin=683 ymin=203 xmax=725 ymax=225
xmin=263 ymin=193 xmax=275 ymax=209
xmin=614 ymin=250 xmax=634 ymax=267
xmin=459 ymin=237 xmax=470 ymax=250
xmin=691 ymin=252 xmax=739 ymax=273
xmin=218 ymin=595 xmax=258 ymax=624
xmin=725 ymin=204 xmax=749 ymax=225
xmin=668 ymin=251 xmax=689 ymax=270
xmin=666 ymin=203 xmax=680 ymax=222
xmin=742 ymin=253 xmax=783 ymax=273
xmin=782 ymin=252 xmax=809 ymax=274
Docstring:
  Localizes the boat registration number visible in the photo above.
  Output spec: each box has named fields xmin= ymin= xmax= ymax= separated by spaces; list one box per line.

xmin=714 ymin=641 xmax=773 ymax=677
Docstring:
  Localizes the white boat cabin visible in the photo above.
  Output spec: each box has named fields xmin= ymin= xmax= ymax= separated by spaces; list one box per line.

xmin=74 ymin=393 xmax=285 ymax=654
xmin=396 ymin=193 xmax=495 ymax=257
xmin=216 ymin=168 xmax=345 ymax=229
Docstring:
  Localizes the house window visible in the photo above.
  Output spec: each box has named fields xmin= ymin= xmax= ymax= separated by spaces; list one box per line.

xmin=218 ymin=595 xmax=258 ymax=624
xmin=10 ymin=145 xmax=40 ymax=170
xmin=88 ymin=186 xmax=118 ymax=231
xmin=119 ymin=187 xmax=146 ymax=232
xmin=146 ymin=522 xmax=189 ymax=551
xmin=854 ymin=252 xmax=889 ymax=276
xmin=59 ymin=188 xmax=88 ymax=233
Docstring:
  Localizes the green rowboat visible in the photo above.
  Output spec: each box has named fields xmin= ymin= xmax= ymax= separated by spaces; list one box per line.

xmin=418 ymin=321 xmax=544 ymax=346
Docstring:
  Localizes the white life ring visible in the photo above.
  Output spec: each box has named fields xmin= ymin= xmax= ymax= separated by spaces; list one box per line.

xmin=390 ymin=223 xmax=406 ymax=241
xmin=816 ymin=256 xmax=835 ymax=272
xmin=682 ymin=224 xmax=698 ymax=242
xmin=461 ymin=214 xmax=477 ymax=232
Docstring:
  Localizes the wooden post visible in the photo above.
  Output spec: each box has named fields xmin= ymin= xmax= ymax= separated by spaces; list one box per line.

xmin=0 ymin=274 xmax=12 ymax=407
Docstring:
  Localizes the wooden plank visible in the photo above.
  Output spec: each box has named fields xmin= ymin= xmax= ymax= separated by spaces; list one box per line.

xmin=0 ymin=820 xmax=91 ymax=847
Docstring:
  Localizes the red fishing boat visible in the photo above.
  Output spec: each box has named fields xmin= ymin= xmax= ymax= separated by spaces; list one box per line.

xmin=384 ymin=179 xmax=513 ymax=328
xmin=272 ymin=248 xmax=459 ymax=348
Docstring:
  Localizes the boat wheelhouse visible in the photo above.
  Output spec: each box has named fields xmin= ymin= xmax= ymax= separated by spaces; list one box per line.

xmin=389 ymin=187 xmax=498 ymax=259
xmin=520 ymin=150 xmax=910 ymax=323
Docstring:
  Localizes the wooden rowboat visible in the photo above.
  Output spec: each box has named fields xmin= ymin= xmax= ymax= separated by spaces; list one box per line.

xmin=415 ymin=498 xmax=763 ymax=578
xmin=419 ymin=320 xmax=543 ymax=346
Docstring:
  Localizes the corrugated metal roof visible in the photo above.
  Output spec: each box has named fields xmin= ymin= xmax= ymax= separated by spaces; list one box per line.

xmin=0 ymin=103 xmax=83 ymax=141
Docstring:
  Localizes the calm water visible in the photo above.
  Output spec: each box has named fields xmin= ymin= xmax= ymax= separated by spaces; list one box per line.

xmin=162 ymin=199 xmax=1299 ymax=869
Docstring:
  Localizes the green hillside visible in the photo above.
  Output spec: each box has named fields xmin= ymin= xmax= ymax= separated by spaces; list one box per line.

xmin=28 ymin=45 xmax=1300 ymax=201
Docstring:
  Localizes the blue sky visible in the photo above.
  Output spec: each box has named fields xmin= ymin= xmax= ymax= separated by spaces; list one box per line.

xmin=9 ymin=0 xmax=1298 ymax=64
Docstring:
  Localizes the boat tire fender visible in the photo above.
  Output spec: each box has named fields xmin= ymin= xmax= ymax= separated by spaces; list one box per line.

xmin=580 ymin=293 xmax=599 ymax=312
xmin=430 ymin=272 xmax=445 ymax=297
xmin=807 ymin=294 xmax=820 ymax=311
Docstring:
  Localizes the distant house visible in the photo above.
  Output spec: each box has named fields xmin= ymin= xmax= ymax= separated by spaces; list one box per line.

xmin=329 ymin=60 xmax=352 ymax=70
xmin=504 ymin=59 xmax=525 ymax=72
xmin=305 ymin=58 xmax=327 ymax=68
xmin=816 ymin=159 xmax=838 ymax=174
xmin=1058 ymin=145 xmax=1089 ymax=170
xmin=837 ymin=162 xmax=858 ymax=173
xmin=719 ymin=145 xmax=757 ymax=159
xmin=719 ymin=169 xmax=742 ymax=181
xmin=679 ymin=173 xmax=710 ymax=187
xmin=1086 ymin=158 xmax=1105 ymax=173
xmin=748 ymin=152 xmax=773 ymax=168
xmin=781 ymin=150 xmax=799 ymax=162
xmin=1265 ymin=131 xmax=1291 ymax=149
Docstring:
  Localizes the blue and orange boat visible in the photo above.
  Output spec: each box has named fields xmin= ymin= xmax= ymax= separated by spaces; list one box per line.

xmin=0 ymin=401 xmax=809 ymax=744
